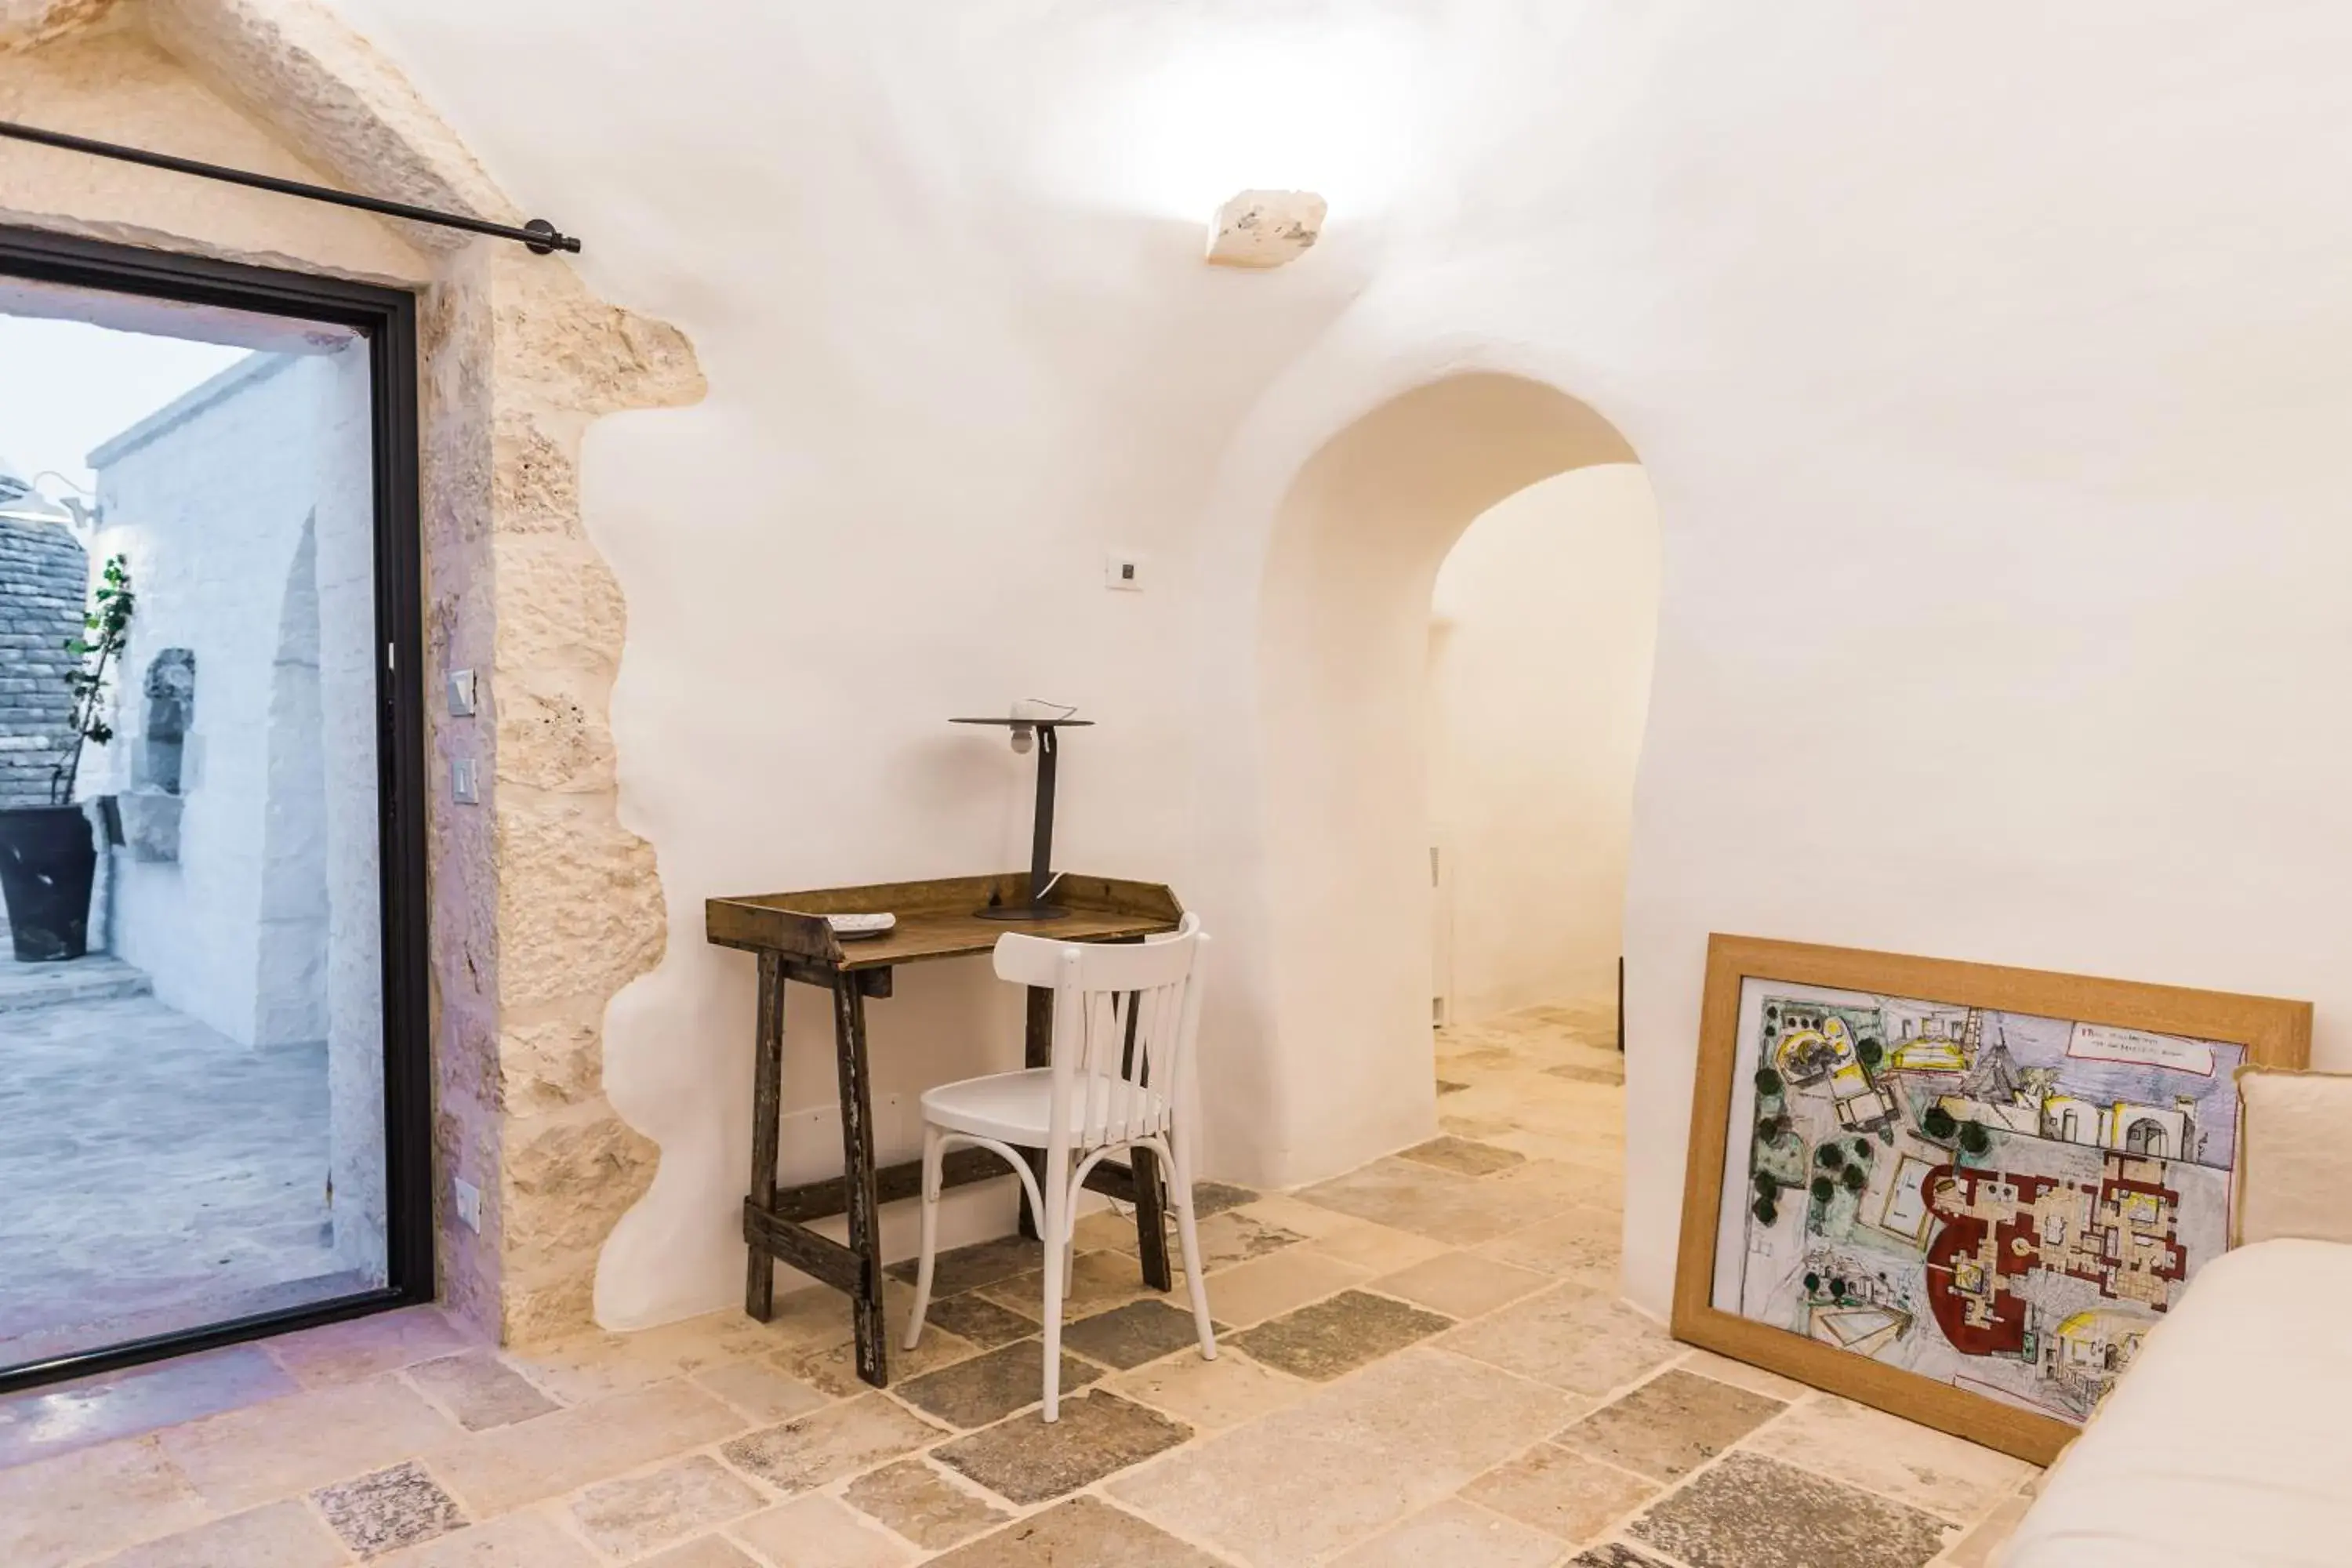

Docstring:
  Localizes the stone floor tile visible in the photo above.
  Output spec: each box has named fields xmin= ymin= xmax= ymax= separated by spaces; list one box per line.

xmin=1229 ymin=1193 xmax=1381 ymax=1243
xmin=1328 ymin=1496 xmax=1565 ymax=1568
xmin=786 ymin=1326 xmax=978 ymax=1398
xmin=1301 ymin=1221 xmax=1451 ymax=1276
xmin=1629 ymin=1452 xmax=1955 ymax=1568
xmin=920 ymin=1294 xmax=1038 ymax=1350
xmin=1185 ymin=1210 xmax=1305 ymax=1272
xmin=569 ymin=1454 xmax=763 ymax=1559
xmin=1196 ymin=1247 xmax=1368 ymax=1328
xmin=1547 ymin=1060 xmax=1627 ymax=1085
xmin=729 ymin=1494 xmax=915 ymax=1567
xmin=0 ymin=1436 xmax=206 ymax=1568
xmin=1556 ymin=1369 xmax=1786 ymax=1481
xmin=0 ymin=1345 xmax=299 ymax=1467
xmin=1058 ymin=1299 xmax=1215 ymax=1370
xmin=499 ymin=1315 xmax=781 ymax=1406
xmin=933 ymin=1391 xmax=1189 ymax=1505
xmin=884 ymin=1236 xmax=1044 ymax=1298
xmin=1671 ymin=1346 xmax=1810 ymax=1403
xmin=1566 ymin=1543 xmax=1672 ymax=1566
xmin=974 ymin=1250 xmax=1159 ymax=1319
xmin=313 ymin=1460 xmax=467 ymax=1558
xmin=1108 ymin=1347 xmax=1310 ymax=1431
xmin=1109 ymin=1348 xmax=1577 ymax=1568
xmin=376 ymin=1509 xmax=599 ymax=1566
xmin=1440 ymin=1283 xmax=1676 ymax=1397
xmin=1295 ymin=1157 xmax=1534 ymax=1243
xmin=1397 ymin=1134 xmax=1527 ymax=1177
xmin=1231 ymin=1290 xmax=1451 ymax=1381
xmin=158 ymin=1374 xmax=461 ymax=1512
xmin=1191 ymin=1180 xmax=1260 ymax=1218
xmin=1476 ymin=1205 xmax=1622 ymax=1279
xmin=894 ymin=1339 xmax=1102 ymax=1428
xmin=1937 ymin=1485 xmax=2032 ymax=1567
xmin=403 ymin=1351 xmax=561 ymax=1432
xmin=1461 ymin=1444 xmax=1657 ymax=1544
xmin=98 ymin=1499 xmax=350 ymax=1567
xmin=718 ymin=1392 xmax=943 ymax=1494
xmin=689 ymin=1359 xmax=833 ymax=1424
xmin=641 ymin=1538 xmax=761 ymax=1568
xmin=1367 ymin=1250 xmax=1548 ymax=1319
xmin=926 ymin=1497 xmax=1222 ymax=1566
xmin=1742 ymin=1395 xmax=2033 ymax=1524
xmin=1071 ymin=1208 xmax=1145 ymax=1254
xmin=429 ymin=1381 xmax=742 ymax=1515
xmin=265 ymin=1309 xmax=477 ymax=1389
xmin=843 ymin=1457 xmax=1011 ymax=1550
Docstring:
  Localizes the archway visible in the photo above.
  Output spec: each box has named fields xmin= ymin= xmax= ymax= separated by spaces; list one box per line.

xmin=1252 ymin=372 xmax=1650 ymax=1182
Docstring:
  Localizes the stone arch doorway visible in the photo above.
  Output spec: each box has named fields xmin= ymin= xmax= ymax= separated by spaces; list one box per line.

xmin=1252 ymin=372 xmax=1656 ymax=1180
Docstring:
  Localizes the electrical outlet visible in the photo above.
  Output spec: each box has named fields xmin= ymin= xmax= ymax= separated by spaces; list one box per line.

xmin=1105 ymin=552 xmax=1145 ymax=591
xmin=447 ymin=668 xmax=477 ymax=717
xmin=453 ymin=1176 xmax=481 ymax=1232
xmin=451 ymin=757 xmax=479 ymax=804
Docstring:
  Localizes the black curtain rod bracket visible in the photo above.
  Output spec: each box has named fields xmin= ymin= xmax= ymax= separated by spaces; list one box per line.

xmin=0 ymin=120 xmax=583 ymax=255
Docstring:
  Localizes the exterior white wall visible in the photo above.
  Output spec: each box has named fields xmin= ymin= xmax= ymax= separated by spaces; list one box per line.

xmin=87 ymin=341 xmax=385 ymax=1269
xmin=328 ymin=0 xmax=2352 ymax=1327
xmin=1428 ymin=465 xmax=1660 ymax=1022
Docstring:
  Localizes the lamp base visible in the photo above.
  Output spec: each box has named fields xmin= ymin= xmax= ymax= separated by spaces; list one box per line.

xmin=974 ymin=902 xmax=1071 ymax=922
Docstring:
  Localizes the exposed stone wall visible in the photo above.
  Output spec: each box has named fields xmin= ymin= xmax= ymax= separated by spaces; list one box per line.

xmin=5 ymin=0 xmax=704 ymax=1345
xmin=0 ymin=517 xmax=88 ymax=810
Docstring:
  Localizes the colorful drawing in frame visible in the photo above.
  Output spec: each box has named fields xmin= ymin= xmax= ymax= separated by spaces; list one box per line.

xmin=1673 ymin=935 xmax=2310 ymax=1464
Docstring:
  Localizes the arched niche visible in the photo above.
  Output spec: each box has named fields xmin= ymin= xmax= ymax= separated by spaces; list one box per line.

xmin=1250 ymin=371 xmax=1646 ymax=1182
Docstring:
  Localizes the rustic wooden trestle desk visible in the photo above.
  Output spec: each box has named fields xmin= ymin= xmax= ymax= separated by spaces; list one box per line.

xmin=706 ymin=873 xmax=1185 ymax=1388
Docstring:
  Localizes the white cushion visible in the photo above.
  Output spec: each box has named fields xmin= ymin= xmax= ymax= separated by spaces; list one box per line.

xmin=2003 ymin=1239 xmax=2352 ymax=1567
xmin=920 ymin=1068 xmax=1170 ymax=1148
xmin=2234 ymin=1066 xmax=2352 ymax=1246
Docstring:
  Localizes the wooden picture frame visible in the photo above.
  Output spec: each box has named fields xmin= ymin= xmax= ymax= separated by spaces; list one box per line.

xmin=1673 ymin=934 xmax=2311 ymax=1465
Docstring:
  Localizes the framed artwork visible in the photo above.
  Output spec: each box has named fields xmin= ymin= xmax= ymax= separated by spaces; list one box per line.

xmin=1673 ymin=935 xmax=2310 ymax=1463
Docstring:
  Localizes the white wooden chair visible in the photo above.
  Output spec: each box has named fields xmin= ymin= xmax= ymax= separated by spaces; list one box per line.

xmin=901 ymin=916 xmax=1216 ymax=1421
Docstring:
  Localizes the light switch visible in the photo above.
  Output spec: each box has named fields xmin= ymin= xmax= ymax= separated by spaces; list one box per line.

xmin=1105 ymin=552 xmax=1145 ymax=591
xmin=451 ymin=757 xmax=479 ymax=804
xmin=448 ymin=668 xmax=477 ymax=717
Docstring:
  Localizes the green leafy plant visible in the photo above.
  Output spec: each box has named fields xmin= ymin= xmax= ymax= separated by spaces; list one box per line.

xmin=1857 ymin=1037 xmax=1884 ymax=1069
xmin=1752 ymin=1196 xmax=1778 ymax=1225
xmin=1921 ymin=1104 xmax=1958 ymax=1140
xmin=1959 ymin=1120 xmax=1993 ymax=1157
xmin=1754 ymin=1066 xmax=1784 ymax=1097
xmin=1817 ymin=1144 xmax=1845 ymax=1171
xmin=1841 ymin=1163 xmax=1867 ymax=1193
xmin=52 ymin=554 xmax=134 ymax=805
xmin=1810 ymin=1175 xmax=1835 ymax=1204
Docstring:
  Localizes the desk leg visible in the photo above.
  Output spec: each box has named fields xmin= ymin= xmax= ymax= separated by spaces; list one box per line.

xmin=745 ymin=953 xmax=786 ymax=1321
xmin=1017 ymin=985 xmax=1052 ymax=1243
xmin=833 ymin=975 xmax=889 ymax=1387
xmin=1129 ymin=1146 xmax=1174 ymax=1292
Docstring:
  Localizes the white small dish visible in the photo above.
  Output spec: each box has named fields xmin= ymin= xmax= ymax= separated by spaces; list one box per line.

xmin=826 ymin=912 xmax=897 ymax=942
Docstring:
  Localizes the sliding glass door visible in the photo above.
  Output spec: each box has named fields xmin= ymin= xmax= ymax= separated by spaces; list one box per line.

xmin=0 ymin=228 xmax=427 ymax=1388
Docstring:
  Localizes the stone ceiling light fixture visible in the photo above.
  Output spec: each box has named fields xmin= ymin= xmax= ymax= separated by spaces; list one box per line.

xmin=1205 ymin=189 xmax=1327 ymax=268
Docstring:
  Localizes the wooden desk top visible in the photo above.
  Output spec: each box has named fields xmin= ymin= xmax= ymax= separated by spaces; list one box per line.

xmin=706 ymin=873 xmax=1182 ymax=972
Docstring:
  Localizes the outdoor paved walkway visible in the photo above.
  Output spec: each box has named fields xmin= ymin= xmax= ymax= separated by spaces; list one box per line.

xmin=0 ymin=962 xmax=354 ymax=1370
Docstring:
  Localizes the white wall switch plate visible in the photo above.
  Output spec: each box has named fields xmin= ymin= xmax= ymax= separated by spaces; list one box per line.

xmin=448 ymin=668 xmax=478 ymax=717
xmin=453 ymin=1176 xmax=481 ymax=1232
xmin=451 ymin=757 xmax=479 ymax=804
xmin=1105 ymin=552 xmax=1145 ymax=591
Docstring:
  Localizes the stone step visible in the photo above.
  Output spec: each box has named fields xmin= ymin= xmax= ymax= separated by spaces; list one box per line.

xmin=0 ymin=953 xmax=154 ymax=1012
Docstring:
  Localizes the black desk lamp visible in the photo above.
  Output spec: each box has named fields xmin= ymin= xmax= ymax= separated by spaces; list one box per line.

xmin=953 ymin=713 xmax=1094 ymax=920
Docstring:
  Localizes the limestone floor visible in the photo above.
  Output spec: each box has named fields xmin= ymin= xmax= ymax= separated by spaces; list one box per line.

xmin=0 ymin=1003 xmax=2038 ymax=1566
xmin=0 ymin=965 xmax=360 ymax=1371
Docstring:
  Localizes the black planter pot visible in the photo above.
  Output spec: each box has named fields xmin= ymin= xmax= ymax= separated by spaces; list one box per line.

xmin=0 ymin=804 xmax=97 ymax=963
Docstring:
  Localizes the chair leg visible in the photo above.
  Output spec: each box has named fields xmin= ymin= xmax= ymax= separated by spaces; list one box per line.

xmin=903 ymin=1125 xmax=946 ymax=1352
xmin=1164 ymin=1134 xmax=1218 ymax=1360
xmin=1041 ymin=1151 xmax=1069 ymax=1422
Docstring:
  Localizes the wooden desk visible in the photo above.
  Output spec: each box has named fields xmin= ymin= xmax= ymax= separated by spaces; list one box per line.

xmin=706 ymin=873 xmax=1185 ymax=1388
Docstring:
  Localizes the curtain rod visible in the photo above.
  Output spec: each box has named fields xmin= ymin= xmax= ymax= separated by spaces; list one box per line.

xmin=0 ymin=120 xmax=583 ymax=255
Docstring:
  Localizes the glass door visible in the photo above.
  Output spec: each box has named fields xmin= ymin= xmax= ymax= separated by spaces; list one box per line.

xmin=0 ymin=231 xmax=427 ymax=1388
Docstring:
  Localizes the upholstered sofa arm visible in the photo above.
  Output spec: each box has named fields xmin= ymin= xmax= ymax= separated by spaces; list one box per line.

xmin=2234 ymin=1065 xmax=2352 ymax=1247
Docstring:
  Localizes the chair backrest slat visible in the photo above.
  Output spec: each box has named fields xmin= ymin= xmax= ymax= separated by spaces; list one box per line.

xmin=993 ymin=916 xmax=1206 ymax=1155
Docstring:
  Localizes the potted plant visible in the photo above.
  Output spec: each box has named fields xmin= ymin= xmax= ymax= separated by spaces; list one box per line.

xmin=0 ymin=554 xmax=133 ymax=961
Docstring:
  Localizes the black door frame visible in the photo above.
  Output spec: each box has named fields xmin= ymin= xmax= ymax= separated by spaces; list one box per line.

xmin=0 ymin=224 xmax=434 ymax=1392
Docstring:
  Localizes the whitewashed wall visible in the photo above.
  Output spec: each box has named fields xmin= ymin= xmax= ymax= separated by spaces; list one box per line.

xmin=328 ymin=0 xmax=2352 ymax=1325
xmin=1428 ymin=465 xmax=1661 ymax=1022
